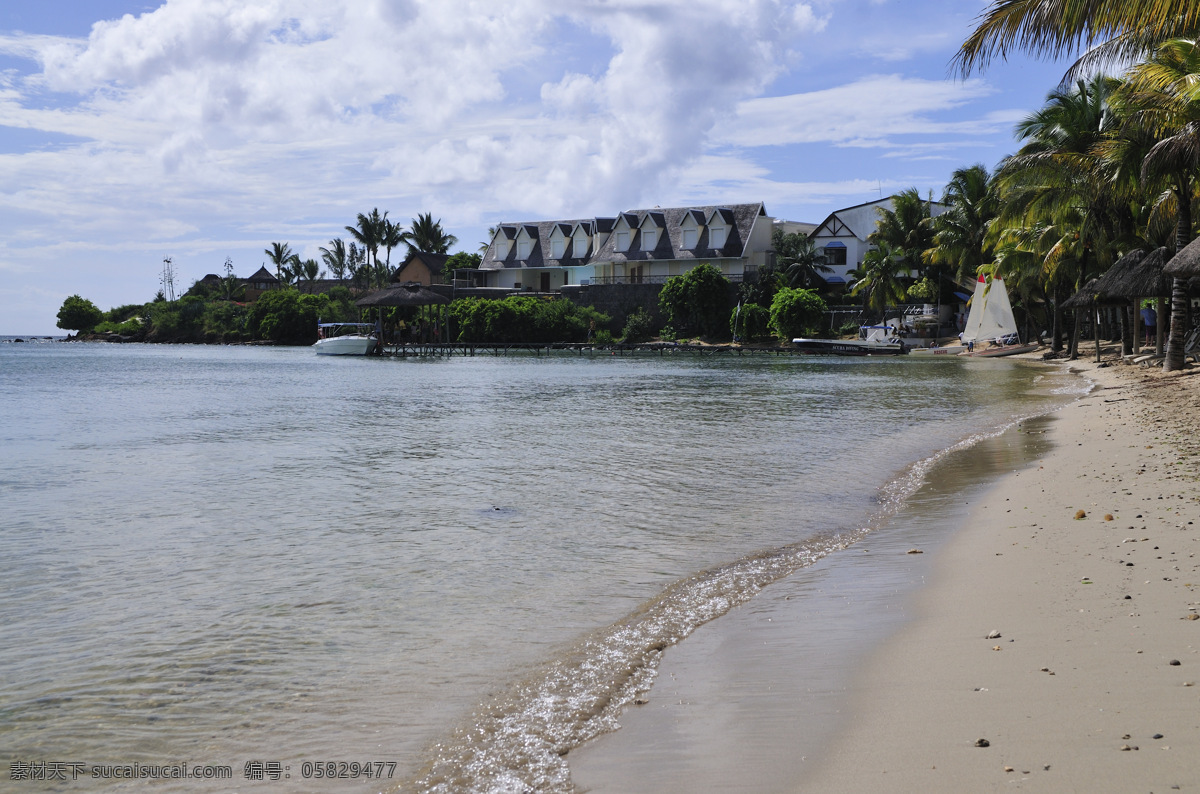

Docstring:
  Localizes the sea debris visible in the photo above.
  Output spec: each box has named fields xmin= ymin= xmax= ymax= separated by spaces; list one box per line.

xmin=975 ymin=738 xmax=990 ymax=748
xmin=986 ymin=630 xmax=1002 ymax=639
xmin=1075 ymin=509 xmax=1088 ymax=520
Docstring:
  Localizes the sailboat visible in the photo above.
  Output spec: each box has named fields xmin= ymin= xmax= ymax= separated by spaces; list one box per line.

xmin=958 ymin=274 xmax=1039 ymax=357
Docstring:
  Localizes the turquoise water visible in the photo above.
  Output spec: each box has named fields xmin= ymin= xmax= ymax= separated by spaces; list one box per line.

xmin=0 ymin=343 xmax=1084 ymax=791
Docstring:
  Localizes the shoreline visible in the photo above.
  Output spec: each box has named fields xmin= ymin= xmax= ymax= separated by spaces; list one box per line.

xmin=799 ymin=359 xmax=1200 ymax=792
xmin=570 ymin=358 xmax=1200 ymax=792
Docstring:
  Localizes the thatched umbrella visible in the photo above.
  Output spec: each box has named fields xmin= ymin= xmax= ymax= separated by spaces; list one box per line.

xmin=1063 ymin=278 xmax=1114 ymax=362
xmin=356 ymin=282 xmax=452 ymax=344
xmin=1163 ymin=238 xmax=1200 ymax=370
xmin=1091 ymin=247 xmax=1175 ymax=356
xmin=355 ymin=281 xmax=451 ymax=308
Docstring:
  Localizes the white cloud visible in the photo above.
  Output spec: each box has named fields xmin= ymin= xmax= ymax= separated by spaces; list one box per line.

xmin=712 ymin=74 xmax=1003 ymax=149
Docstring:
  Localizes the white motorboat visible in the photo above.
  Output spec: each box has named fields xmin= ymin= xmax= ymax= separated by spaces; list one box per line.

xmin=313 ymin=322 xmax=377 ymax=356
xmin=958 ymin=275 xmax=1039 ymax=357
xmin=792 ymin=325 xmax=907 ymax=356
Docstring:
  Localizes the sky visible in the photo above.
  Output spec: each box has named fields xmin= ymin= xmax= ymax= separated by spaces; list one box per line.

xmin=0 ymin=0 xmax=1075 ymax=335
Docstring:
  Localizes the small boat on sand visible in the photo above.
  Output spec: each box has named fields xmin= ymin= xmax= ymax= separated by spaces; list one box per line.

xmin=957 ymin=275 xmax=1038 ymax=358
xmin=313 ymin=322 xmax=377 ymax=356
xmin=793 ymin=325 xmax=907 ymax=356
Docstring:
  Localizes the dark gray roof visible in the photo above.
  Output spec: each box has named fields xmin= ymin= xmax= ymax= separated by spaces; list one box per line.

xmin=479 ymin=204 xmax=768 ymax=269
xmin=247 ymin=266 xmax=279 ymax=283
xmin=1165 ymin=235 xmax=1200 ymax=277
xmin=356 ymin=282 xmax=450 ymax=307
xmin=1094 ymin=247 xmax=1173 ymax=299
xmin=592 ymin=203 xmax=766 ymax=264
xmin=481 ymin=218 xmax=603 ymax=270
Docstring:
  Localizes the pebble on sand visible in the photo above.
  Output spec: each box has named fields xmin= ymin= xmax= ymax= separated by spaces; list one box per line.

xmin=974 ymin=738 xmax=990 ymax=747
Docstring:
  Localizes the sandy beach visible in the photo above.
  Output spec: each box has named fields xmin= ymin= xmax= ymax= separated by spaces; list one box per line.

xmin=801 ymin=359 xmax=1200 ymax=793
xmin=572 ymin=357 xmax=1199 ymax=793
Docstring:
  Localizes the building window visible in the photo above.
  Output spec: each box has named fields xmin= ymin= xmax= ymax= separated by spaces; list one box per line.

xmin=573 ymin=235 xmax=587 ymax=257
xmin=710 ymin=226 xmax=726 ymax=248
xmin=824 ymin=246 xmax=847 ymax=266
xmin=550 ymin=237 xmax=565 ymax=258
xmin=616 ymin=230 xmax=630 ymax=251
xmin=642 ymin=228 xmax=657 ymax=250
xmin=682 ymin=227 xmax=697 ymax=248
xmin=518 ymin=238 xmax=533 ymax=259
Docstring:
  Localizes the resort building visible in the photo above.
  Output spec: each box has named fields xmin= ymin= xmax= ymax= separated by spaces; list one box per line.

xmin=474 ymin=203 xmax=774 ymax=290
xmin=808 ymin=196 xmax=948 ymax=283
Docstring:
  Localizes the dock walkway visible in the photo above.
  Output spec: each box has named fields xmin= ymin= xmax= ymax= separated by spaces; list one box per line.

xmin=377 ymin=342 xmax=806 ymax=358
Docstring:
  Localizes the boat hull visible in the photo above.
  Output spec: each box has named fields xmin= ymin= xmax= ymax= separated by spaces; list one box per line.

xmin=960 ymin=343 xmax=1039 ymax=358
xmin=908 ymin=346 xmax=965 ymax=356
xmin=313 ymin=335 xmax=375 ymax=356
xmin=792 ymin=338 xmax=907 ymax=356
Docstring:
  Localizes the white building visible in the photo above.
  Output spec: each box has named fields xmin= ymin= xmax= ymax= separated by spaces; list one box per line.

xmin=476 ymin=203 xmax=774 ymax=289
xmin=808 ymin=196 xmax=947 ymax=283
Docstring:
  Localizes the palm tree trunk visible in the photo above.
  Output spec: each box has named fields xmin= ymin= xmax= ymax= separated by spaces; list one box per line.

xmin=1051 ymin=283 xmax=1064 ymax=352
xmin=1165 ymin=179 xmax=1191 ymax=371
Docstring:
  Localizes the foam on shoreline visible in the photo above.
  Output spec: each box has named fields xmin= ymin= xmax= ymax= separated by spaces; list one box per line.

xmin=570 ymin=360 xmax=1200 ymax=793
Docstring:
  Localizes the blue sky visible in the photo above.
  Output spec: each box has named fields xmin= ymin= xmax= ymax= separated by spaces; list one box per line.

xmin=0 ymin=0 xmax=1073 ymax=335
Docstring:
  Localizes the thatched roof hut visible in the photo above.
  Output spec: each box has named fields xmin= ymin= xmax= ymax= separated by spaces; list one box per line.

xmin=1093 ymin=247 xmax=1173 ymax=300
xmin=1062 ymin=278 xmax=1103 ymax=309
xmin=355 ymin=282 xmax=451 ymax=308
xmin=1165 ymin=235 xmax=1200 ymax=277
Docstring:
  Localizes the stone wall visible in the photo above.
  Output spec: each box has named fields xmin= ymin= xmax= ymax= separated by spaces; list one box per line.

xmin=559 ymin=284 xmax=665 ymax=332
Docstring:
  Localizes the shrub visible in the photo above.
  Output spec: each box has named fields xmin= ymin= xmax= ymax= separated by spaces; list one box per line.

xmin=622 ymin=307 xmax=654 ymax=343
xmin=770 ymin=287 xmax=827 ymax=340
xmin=730 ymin=302 xmax=771 ymax=341
xmin=56 ymin=295 xmax=103 ymax=333
xmin=658 ymin=263 xmax=730 ymax=339
xmin=448 ymin=296 xmax=610 ymax=343
xmin=907 ymin=277 xmax=937 ymax=302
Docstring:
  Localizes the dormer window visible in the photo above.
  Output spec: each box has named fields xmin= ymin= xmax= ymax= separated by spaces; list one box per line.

xmin=573 ymin=234 xmax=588 ymax=257
xmin=642 ymin=228 xmax=657 ymax=250
xmin=550 ymin=237 xmax=565 ymax=258
xmin=616 ymin=229 xmax=630 ymax=252
xmin=710 ymin=225 xmax=727 ymax=248
xmin=497 ymin=238 xmax=511 ymax=258
xmin=682 ymin=227 xmax=697 ymax=248
xmin=518 ymin=238 xmax=533 ymax=259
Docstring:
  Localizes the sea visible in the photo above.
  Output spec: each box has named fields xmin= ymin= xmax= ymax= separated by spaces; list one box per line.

xmin=0 ymin=339 xmax=1088 ymax=792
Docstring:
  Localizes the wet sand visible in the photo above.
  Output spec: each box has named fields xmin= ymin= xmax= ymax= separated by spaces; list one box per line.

xmin=570 ymin=358 xmax=1200 ymax=793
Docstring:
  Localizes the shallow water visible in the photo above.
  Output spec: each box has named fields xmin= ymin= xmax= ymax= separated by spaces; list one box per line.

xmin=0 ymin=343 xmax=1084 ymax=791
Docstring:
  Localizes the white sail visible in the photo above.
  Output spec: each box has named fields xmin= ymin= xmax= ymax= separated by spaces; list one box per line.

xmin=961 ymin=275 xmax=1019 ymax=343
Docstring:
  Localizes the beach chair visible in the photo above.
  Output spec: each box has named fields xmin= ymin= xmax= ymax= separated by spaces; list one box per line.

xmin=1186 ymin=327 xmax=1200 ymax=364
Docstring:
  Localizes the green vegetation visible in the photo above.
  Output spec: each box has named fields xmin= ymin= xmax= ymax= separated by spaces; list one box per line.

xmin=769 ymin=288 xmax=827 ymax=341
xmin=658 ymin=263 xmax=731 ymax=339
xmin=730 ymin=302 xmax=771 ymax=342
xmin=621 ymin=307 xmax=654 ymax=343
xmin=56 ymin=295 xmax=103 ymax=333
xmin=447 ymin=296 xmax=610 ymax=343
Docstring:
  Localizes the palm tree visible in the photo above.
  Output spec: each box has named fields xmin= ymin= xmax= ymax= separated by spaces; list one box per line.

xmin=1108 ymin=37 xmax=1200 ymax=369
xmin=772 ymin=227 xmax=832 ymax=288
xmin=870 ymin=188 xmax=934 ymax=277
xmin=479 ymin=226 xmax=497 ymax=253
xmin=407 ymin=212 xmax=458 ymax=254
xmin=851 ymin=241 xmax=911 ymax=321
xmin=265 ymin=242 xmax=298 ymax=282
xmin=954 ymin=0 xmax=1200 ymax=79
xmin=926 ymin=164 xmax=999 ymax=285
xmin=320 ymin=238 xmax=350 ymax=281
xmin=991 ymin=76 xmax=1126 ymax=353
xmin=295 ymin=258 xmax=324 ymax=293
xmin=381 ymin=217 xmax=406 ymax=273
xmin=345 ymin=209 xmax=385 ymax=273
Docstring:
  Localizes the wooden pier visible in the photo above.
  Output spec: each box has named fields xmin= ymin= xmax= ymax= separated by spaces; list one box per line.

xmin=377 ymin=341 xmax=808 ymax=358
